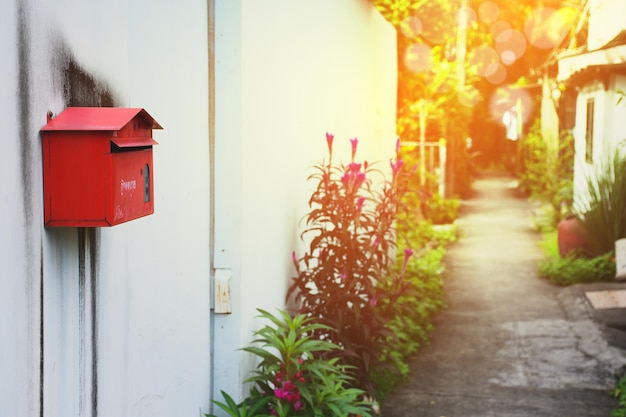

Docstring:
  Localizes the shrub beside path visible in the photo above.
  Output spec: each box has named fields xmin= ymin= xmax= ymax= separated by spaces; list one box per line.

xmin=381 ymin=171 xmax=626 ymax=417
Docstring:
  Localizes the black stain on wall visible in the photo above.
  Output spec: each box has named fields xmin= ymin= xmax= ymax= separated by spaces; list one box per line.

xmin=17 ymin=2 xmax=40 ymax=416
xmin=51 ymin=37 xmax=117 ymax=108
xmin=88 ymin=227 xmax=99 ymax=416
xmin=63 ymin=59 xmax=115 ymax=108
xmin=77 ymin=227 xmax=99 ymax=417
xmin=17 ymin=0 xmax=33 ymax=227
xmin=50 ymin=34 xmax=116 ymax=417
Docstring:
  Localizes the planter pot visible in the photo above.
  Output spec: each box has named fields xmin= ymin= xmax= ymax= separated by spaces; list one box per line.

xmin=557 ymin=216 xmax=588 ymax=258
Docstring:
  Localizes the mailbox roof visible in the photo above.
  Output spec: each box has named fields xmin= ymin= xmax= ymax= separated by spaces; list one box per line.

xmin=42 ymin=107 xmax=163 ymax=131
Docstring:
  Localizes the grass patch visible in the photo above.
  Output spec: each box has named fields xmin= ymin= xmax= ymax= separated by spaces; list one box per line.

xmin=537 ymin=230 xmax=615 ymax=286
xmin=613 ymin=373 xmax=626 ymax=417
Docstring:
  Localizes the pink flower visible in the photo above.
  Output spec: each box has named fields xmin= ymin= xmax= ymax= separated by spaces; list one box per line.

xmin=402 ymin=248 xmax=414 ymax=273
xmin=294 ymin=401 xmax=303 ymax=411
xmin=275 ymin=388 xmax=287 ymax=400
xmin=350 ymin=137 xmax=358 ymax=161
xmin=390 ymin=159 xmax=405 ymax=176
xmin=348 ymin=162 xmax=362 ymax=173
xmin=356 ymin=196 xmax=366 ymax=212
xmin=326 ymin=132 xmax=334 ymax=159
xmin=370 ymin=293 xmax=379 ymax=307
xmin=291 ymin=251 xmax=299 ymax=271
xmin=354 ymin=172 xmax=366 ymax=190
xmin=341 ymin=172 xmax=351 ymax=188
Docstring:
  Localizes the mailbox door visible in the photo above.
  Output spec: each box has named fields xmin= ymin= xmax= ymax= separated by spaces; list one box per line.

xmin=105 ymin=149 xmax=154 ymax=226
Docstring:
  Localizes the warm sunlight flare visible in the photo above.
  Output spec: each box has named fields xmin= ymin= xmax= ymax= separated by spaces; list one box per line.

xmin=524 ymin=6 xmax=578 ymax=49
xmin=400 ymin=1 xmax=580 ymax=87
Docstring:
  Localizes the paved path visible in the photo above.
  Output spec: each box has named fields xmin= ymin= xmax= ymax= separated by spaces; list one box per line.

xmin=381 ymin=172 xmax=626 ymax=417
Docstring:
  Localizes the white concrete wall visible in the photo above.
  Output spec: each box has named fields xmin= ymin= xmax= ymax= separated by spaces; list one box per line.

xmin=1 ymin=0 xmax=211 ymax=416
xmin=212 ymin=0 xmax=397 ymax=403
xmin=588 ymin=0 xmax=626 ymax=51
xmin=572 ymin=76 xmax=626 ymax=208
xmin=2 ymin=0 xmax=396 ymax=415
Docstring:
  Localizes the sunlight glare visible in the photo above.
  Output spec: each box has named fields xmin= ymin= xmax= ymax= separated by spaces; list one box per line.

xmin=489 ymin=87 xmax=533 ymax=124
xmin=524 ymin=7 xmax=577 ymax=50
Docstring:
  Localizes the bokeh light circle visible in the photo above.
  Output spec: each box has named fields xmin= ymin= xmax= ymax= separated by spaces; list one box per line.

xmin=400 ymin=16 xmax=423 ymax=39
xmin=404 ymin=43 xmax=433 ymax=73
xmin=495 ymin=29 xmax=527 ymax=65
xmin=490 ymin=20 xmax=512 ymax=40
xmin=478 ymin=1 xmax=500 ymax=24
xmin=486 ymin=63 xmax=507 ymax=84
xmin=469 ymin=45 xmax=499 ymax=77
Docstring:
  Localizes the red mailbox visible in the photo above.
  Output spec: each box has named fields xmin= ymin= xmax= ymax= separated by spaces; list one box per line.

xmin=41 ymin=107 xmax=162 ymax=227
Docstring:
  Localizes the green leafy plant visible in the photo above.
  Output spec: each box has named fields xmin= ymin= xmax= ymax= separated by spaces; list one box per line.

xmin=287 ymin=134 xmax=411 ymax=397
xmin=612 ymin=373 xmax=626 ymax=417
xmin=574 ymin=144 xmax=626 ymax=257
xmin=421 ymin=193 xmax=460 ymax=224
xmin=206 ymin=309 xmax=372 ymax=417
xmin=517 ymin=123 xmax=574 ymax=225
xmin=371 ymin=243 xmax=448 ymax=400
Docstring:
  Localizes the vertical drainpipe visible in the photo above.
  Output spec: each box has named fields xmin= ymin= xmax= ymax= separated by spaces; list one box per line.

xmin=207 ymin=0 xmax=216 ymax=413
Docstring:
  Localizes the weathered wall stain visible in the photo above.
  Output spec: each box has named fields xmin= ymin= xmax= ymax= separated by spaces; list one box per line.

xmin=50 ymin=36 xmax=117 ymax=108
xmin=17 ymin=2 xmax=40 ymax=416
xmin=88 ymin=227 xmax=100 ymax=417
xmin=49 ymin=34 xmax=115 ymax=417
xmin=17 ymin=0 xmax=32 ymax=228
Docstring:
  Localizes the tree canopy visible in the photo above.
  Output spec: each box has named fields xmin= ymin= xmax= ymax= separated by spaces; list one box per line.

xmin=371 ymin=0 xmax=585 ymax=194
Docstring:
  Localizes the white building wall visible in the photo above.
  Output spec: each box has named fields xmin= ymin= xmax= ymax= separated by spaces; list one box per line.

xmin=588 ymin=0 xmax=626 ymax=51
xmin=572 ymin=77 xmax=626 ymax=208
xmin=212 ymin=0 xmax=397 ymax=404
xmin=2 ymin=0 xmax=211 ymax=416
xmin=0 ymin=3 xmax=41 ymax=416
xmin=607 ymin=75 xmax=626 ymax=145
xmin=2 ymin=0 xmax=396 ymax=415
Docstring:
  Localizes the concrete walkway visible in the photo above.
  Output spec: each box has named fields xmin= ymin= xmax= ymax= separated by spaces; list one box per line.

xmin=381 ymin=172 xmax=626 ymax=417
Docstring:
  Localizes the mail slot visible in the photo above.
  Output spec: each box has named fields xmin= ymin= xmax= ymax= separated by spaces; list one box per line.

xmin=41 ymin=107 xmax=162 ymax=227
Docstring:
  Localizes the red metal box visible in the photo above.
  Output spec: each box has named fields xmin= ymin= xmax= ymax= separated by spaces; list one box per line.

xmin=41 ymin=107 xmax=162 ymax=227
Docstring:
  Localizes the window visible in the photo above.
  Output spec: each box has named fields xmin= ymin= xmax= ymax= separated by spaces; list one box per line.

xmin=585 ymin=98 xmax=595 ymax=163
